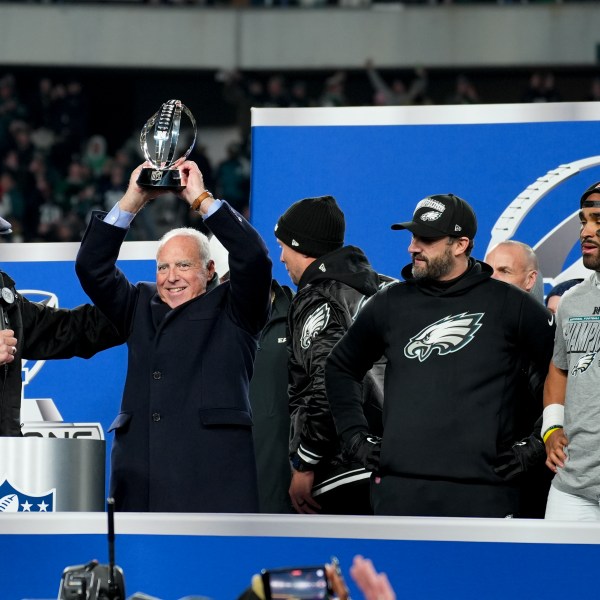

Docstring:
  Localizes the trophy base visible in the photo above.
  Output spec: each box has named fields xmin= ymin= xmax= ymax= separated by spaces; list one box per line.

xmin=137 ymin=168 xmax=184 ymax=192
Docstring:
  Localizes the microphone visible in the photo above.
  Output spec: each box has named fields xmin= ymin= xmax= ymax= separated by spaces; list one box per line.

xmin=106 ymin=497 xmax=123 ymax=600
xmin=58 ymin=498 xmax=126 ymax=600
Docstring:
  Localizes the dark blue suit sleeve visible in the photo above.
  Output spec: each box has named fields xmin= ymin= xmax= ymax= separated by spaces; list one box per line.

xmin=204 ymin=201 xmax=272 ymax=335
xmin=75 ymin=212 xmax=139 ymax=337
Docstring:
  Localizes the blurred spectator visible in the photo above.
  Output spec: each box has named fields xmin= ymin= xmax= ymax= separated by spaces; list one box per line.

xmin=60 ymin=159 xmax=91 ymax=211
xmin=365 ymin=60 xmax=429 ymax=106
xmin=521 ymin=71 xmax=562 ymax=103
xmin=83 ymin=134 xmax=109 ymax=179
xmin=319 ymin=71 xmax=347 ymax=107
xmin=115 ymin=132 xmax=144 ymax=172
xmin=0 ymin=169 xmax=23 ymax=229
xmin=37 ymin=197 xmax=64 ymax=242
xmin=218 ymin=69 xmax=265 ymax=146
xmin=446 ymin=74 xmax=480 ymax=104
xmin=63 ymin=80 xmax=89 ymax=143
xmin=45 ymin=79 xmax=89 ymax=170
xmin=216 ymin=140 xmax=250 ymax=217
xmin=46 ymin=83 xmax=69 ymax=137
xmin=585 ymin=76 xmax=600 ymax=102
xmin=5 ymin=122 xmax=35 ymax=186
xmin=0 ymin=65 xmax=598 ymax=249
xmin=112 ymin=146 xmax=138 ymax=175
xmin=0 ymin=74 xmax=28 ymax=154
xmin=59 ymin=158 xmax=102 ymax=233
xmin=28 ymin=77 xmax=54 ymax=131
xmin=188 ymin=139 xmax=216 ymax=193
xmin=23 ymin=152 xmax=55 ymax=240
xmin=289 ymin=80 xmax=312 ymax=107
xmin=97 ymin=163 xmax=129 ymax=211
xmin=263 ymin=75 xmax=290 ymax=108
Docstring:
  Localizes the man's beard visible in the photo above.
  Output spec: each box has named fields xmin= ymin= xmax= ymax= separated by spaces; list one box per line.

xmin=412 ymin=247 xmax=454 ymax=280
xmin=582 ymin=239 xmax=600 ymax=272
xmin=583 ymin=253 xmax=600 ymax=272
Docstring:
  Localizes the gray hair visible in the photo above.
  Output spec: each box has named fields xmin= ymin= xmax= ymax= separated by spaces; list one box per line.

xmin=156 ymin=227 xmax=211 ymax=266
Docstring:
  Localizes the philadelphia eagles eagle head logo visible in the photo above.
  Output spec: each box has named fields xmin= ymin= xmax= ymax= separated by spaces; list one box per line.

xmin=404 ymin=312 xmax=484 ymax=362
xmin=420 ymin=210 xmax=442 ymax=222
xmin=571 ymin=351 xmax=596 ymax=376
xmin=301 ymin=303 xmax=331 ymax=349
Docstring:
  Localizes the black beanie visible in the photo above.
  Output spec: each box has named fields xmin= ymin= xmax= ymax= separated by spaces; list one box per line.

xmin=274 ymin=195 xmax=345 ymax=258
xmin=580 ymin=181 xmax=600 ymax=208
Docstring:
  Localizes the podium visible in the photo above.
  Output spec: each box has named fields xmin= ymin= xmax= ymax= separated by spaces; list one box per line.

xmin=0 ymin=437 xmax=105 ymax=511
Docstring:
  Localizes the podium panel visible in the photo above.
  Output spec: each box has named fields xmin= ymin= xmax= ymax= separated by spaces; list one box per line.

xmin=0 ymin=438 xmax=105 ymax=512
xmin=2 ymin=513 xmax=600 ymax=599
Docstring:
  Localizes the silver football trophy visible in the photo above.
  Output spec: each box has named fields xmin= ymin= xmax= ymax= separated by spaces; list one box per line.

xmin=136 ymin=99 xmax=197 ymax=192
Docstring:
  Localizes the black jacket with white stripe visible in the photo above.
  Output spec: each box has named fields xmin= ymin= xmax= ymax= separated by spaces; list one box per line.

xmin=287 ymin=245 xmax=390 ymax=498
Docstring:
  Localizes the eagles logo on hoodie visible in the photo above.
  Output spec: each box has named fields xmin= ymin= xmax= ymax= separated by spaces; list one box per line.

xmin=404 ymin=312 xmax=484 ymax=362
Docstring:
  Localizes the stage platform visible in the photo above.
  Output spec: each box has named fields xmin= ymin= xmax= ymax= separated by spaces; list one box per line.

xmin=2 ymin=512 xmax=599 ymax=599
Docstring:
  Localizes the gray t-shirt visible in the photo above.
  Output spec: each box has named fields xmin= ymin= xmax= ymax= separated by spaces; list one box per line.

xmin=552 ymin=272 xmax=600 ymax=500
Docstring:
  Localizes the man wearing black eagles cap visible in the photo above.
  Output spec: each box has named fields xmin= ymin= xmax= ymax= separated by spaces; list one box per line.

xmin=274 ymin=195 xmax=390 ymax=514
xmin=326 ymin=193 xmax=555 ymax=517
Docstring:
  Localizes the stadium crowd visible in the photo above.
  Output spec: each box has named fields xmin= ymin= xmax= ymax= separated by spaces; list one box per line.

xmin=0 ymin=67 xmax=599 ymax=243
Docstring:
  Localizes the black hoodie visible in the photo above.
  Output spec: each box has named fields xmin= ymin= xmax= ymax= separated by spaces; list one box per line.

xmin=326 ymin=258 xmax=555 ymax=487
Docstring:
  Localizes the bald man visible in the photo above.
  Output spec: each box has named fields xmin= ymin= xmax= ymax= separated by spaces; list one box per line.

xmin=485 ymin=240 xmax=539 ymax=293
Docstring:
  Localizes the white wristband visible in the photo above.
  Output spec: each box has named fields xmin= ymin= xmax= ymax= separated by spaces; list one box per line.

xmin=542 ymin=404 xmax=564 ymax=439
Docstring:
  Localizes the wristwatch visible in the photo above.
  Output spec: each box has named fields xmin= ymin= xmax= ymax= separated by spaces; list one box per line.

xmin=290 ymin=452 xmax=310 ymax=472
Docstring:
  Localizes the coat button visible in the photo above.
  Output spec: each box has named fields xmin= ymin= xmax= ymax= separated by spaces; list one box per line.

xmin=152 ymin=413 xmax=161 ymax=422
xmin=153 ymin=371 xmax=162 ymax=380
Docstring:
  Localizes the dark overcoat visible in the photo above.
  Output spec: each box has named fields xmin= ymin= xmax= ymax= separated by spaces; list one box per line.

xmin=75 ymin=202 xmax=272 ymax=512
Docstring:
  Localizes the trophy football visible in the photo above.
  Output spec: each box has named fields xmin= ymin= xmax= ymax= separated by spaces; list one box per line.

xmin=136 ymin=99 xmax=197 ymax=192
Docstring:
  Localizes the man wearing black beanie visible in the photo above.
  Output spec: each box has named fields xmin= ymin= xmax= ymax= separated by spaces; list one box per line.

xmin=275 ymin=195 xmax=390 ymax=514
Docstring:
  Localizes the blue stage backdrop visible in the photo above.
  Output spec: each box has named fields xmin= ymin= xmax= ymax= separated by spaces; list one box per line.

xmin=250 ymin=102 xmax=600 ymax=292
xmin=1 ymin=102 xmax=600 ymax=509
xmin=3 ymin=102 xmax=600 ymax=599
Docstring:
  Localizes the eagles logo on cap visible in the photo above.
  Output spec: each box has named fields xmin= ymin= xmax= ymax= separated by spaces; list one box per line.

xmin=391 ymin=193 xmax=477 ymax=240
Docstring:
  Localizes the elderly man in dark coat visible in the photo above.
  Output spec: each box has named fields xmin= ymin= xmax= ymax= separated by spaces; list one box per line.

xmin=75 ymin=160 xmax=272 ymax=512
